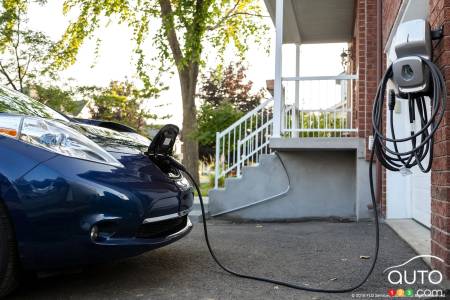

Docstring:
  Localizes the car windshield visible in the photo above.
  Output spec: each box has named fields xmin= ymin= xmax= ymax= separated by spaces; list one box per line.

xmin=0 ymin=85 xmax=69 ymax=122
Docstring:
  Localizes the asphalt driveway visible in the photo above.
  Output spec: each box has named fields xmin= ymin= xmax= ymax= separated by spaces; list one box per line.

xmin=9 ymin=220 xmax=439 ymax=299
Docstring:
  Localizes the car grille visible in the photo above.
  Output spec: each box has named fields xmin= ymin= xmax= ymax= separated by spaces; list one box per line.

xmin=136 ymin=216 xmax=187 ymax=239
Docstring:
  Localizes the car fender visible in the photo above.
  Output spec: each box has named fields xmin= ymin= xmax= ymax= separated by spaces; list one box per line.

xmin=0 ymin=137 xmax=57 ymax=267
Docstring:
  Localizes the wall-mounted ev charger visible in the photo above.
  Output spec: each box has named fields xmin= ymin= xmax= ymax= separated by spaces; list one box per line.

xmin=163 ymin=18 xmax=447 ymax=294
xmin=392 ymin=19 xmax=432 ymax=94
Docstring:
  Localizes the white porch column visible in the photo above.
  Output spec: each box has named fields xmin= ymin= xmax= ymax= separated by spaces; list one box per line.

xmin=292 ymin=44 xmax=300 ymax=138
xmin=272 ymin=0 xmax=284 ymax=138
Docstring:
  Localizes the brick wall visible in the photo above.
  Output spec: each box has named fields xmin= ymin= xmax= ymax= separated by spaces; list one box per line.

xmin=353 ymin=0 xmax=379 ymax=160
xmin=429 ymin=0 xmax=450 ymax=281
xmin=382 ymin=0 xmax=403 ymax=46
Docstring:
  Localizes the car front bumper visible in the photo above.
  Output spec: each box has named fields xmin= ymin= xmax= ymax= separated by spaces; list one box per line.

xmin=9 ymin=153 xmax=194 ymax=271
xmin=86 ymin=216 xmax=193 ymax=261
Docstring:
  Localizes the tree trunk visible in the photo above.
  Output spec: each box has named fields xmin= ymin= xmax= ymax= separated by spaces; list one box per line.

xmin=158 ymin=0 xmax=202 ymax=184
xmin=179 ymin=66 xmax=200 ymax=184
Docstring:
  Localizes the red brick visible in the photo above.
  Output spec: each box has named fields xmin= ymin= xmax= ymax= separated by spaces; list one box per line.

xmin=431 ymin=240 xmax=450 ymax=262
xmin=432 ymin=227 xmax=450 ymax=248
xmin=431 ymin=213 xmax=450 ymax=230
xmin=432 ymin=186 xmax=450 ymax=202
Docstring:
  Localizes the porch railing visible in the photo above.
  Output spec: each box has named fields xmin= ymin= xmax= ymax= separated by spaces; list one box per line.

xmin=214 ymin=98 xmax=273 ymax=188
xmin=281 ymin=74 xmax=358 ymax=137
xmin=213 ymin=74 xmax=358 ymax=189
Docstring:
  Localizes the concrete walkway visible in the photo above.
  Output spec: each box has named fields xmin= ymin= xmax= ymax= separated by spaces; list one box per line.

xmin=10 ymin=220 xmax=441 ymax=299
xmin=386 ymin=219 xmax=431 ymax=266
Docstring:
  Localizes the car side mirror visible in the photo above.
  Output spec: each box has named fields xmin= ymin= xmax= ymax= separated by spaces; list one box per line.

xmin=148 ymin=124 xmax=179 ymax=156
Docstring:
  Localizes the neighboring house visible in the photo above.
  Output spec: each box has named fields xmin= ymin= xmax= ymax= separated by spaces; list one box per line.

xmin=208 ymin=0 xmax=450 ymax=284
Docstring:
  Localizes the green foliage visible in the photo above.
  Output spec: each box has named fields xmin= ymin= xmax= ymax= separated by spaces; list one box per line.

xmin=84 ymin=80 xmax=158 ymax=134
xmin=49 ymin=0 xmax=268 ymax=79
xmin=0 ymin=0 xmax=26 ymax=51
xmin=24 ymin=84 xmax=83 ymax=115
xmin=195 ymin=63 xmax=264 ymax=160
xmin=208 ymin=171 xmax=224 ymax=189
xmin=0 ymin=0 xmax=56 ymax=91
xmin=9 ymin=0 xmax=269 ymax=181
xmin=292 ymin=112 xmax=346 ymax=138
xmin=195 ymin=102 xmax=243 ymax=147
xmin=193 ymin=181 xmax=212 ymax=197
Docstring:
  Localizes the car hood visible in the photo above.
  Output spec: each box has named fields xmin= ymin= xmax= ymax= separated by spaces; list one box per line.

xmin=69 ymin=122 xmax=150 ymax=155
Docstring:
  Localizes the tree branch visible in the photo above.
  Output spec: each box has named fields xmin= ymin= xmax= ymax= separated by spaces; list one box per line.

xmin=232 ymin=12 xmax=270 ymax=18
xmin=207 ymin=0 xmax=241 ymax=31
xmin=207 ymin=7 xmax=270 ymax=31
xmin=13 ymin=10 xmax=23 ymax=92
xmin=22 ymin=54 xmax=32 ymax=80
xmin=0 ymin=61 xmax=18 ymax=91
xmin=158 ymin=0 xmax=184 ymax=68
xmin=14 ymin=42 xmax=23 ymax=91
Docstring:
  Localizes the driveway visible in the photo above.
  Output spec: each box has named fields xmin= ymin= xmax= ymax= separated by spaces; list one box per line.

xmin=9 ymin=220 xmax=437 ymax=299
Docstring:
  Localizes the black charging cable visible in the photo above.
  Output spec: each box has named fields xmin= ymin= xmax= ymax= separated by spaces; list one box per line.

xmin=373 ymin=58 xmax=446 ymax=173
xmin=168 ymin=57 xmax=445 ymax=294
xmin=173 ymin=154 xmax=377 ymax=293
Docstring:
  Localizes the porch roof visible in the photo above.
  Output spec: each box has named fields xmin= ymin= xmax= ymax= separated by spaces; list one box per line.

xmin=264 ymin=0 xmax=355 ymax=44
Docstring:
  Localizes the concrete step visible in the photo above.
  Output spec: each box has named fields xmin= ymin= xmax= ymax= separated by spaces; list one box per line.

xmin=241 ymin=164 xmax=257 ymax=177
xmin=224 ymin=177 xmax=243 ymax=189
xmin=258 ymin=154 xmax=276 ymax=167
xmin=208 ymin=153 xmax=288 ymax=217
xmin=208 ymin=150 xmax=363 ymax=221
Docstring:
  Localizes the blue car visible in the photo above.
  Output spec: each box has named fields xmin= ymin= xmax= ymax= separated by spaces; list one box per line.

xmin=0 ymin=85 xmax=194 ymax=297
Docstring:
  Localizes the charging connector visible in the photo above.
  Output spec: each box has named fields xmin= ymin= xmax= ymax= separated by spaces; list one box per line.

xmin=388 ymin=90 xmax=396 ymax=111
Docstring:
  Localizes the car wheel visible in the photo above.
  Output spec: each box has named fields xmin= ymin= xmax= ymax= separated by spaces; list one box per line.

xmin=0 ymin=202 xmax=19 ymax=297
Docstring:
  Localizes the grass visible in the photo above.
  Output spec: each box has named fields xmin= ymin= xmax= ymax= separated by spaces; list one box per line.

xmin=194 ymin=182 xmax=211 ymax=197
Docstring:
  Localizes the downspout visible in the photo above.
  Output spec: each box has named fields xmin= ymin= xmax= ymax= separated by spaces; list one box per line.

xmin=376 ymin=0 xmax=383 ymax=216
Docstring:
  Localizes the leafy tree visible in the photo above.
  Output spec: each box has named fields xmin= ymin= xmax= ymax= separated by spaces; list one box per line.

xmin=195 ymin=102 xmax=243 ymax=160
xmin=45 ymin=0 xmax=268 ymax=182
xmin=195 ymin=62 xmax=265 ymax=160
xmin=84 ymin=80 xmax=158 ymax=134
xmin=0 ymin=1 xmax=55 ymax=92
xmin=24 ymin=83 xmax=83 ymax=116
xmin=198 ymin=62 xmax=265 ymax=112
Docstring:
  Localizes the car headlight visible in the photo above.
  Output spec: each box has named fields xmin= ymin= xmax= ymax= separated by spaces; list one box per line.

xmin=0 ymin=115 xmax=123 ymax=167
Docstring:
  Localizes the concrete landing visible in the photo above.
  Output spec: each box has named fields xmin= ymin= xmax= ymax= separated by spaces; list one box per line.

xmin=270 ymin=137 xmax=363 ymax=155
xmin=386 ymin=219 xmax=431 ymax=266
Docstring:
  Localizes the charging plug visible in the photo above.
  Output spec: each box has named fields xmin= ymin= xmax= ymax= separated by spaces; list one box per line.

xmin=388 ymin=90 xmax=396 ymax=111
xmin=166 ymin=156 xmax=186 ymax=172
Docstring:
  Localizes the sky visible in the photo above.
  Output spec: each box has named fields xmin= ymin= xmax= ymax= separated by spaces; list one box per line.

xmin=26 ymin=1 xmax=347 ymax=127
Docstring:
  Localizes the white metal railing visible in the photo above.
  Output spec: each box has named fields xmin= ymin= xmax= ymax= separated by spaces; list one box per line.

xmin=237 ymin=119 xmax=273 ymax=175
xmin=213 ymin=75 xmax=357 ymax=189
xmin=214 ymin=98 xmax=273 ymax=188
xmin=281 ymin=75 xmax=358 ymax=137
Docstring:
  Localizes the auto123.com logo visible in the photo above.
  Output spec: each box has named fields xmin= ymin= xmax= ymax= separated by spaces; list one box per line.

xmin=383 ymin=255 xmax=446 ymax=298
